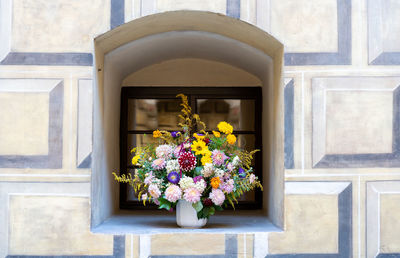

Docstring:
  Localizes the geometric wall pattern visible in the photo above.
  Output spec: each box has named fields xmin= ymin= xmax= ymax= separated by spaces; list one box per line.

xmin=366 ymin=181 xmax=400 ymax=258
xmin=77 ymin=79 xmax=93 ymax=168
xmin=270 ymin=0 xmax=351 ymax=66
xmin=284 ymin=78 xmax=294 ymax=169
xmin=267 ymin=182 xmax=352 ymax=257
xmin=0 ymin=0 xmax=399 ymax=257
xmin=0 ymin=79 xmax=63 ymax=168
xmin=312 ymin=77 xmax=400 ymax=168
xmin=368 ymin=0 xmax=400 ymax=65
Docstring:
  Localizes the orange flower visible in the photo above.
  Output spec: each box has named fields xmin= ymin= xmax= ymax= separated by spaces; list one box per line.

xmin=153 ymin=130 xmax=162 ymax=138
xmin=210 ymin=177 xmax=221 ymax=189
xmin=226 ymin=134 xmax=236 ymax=145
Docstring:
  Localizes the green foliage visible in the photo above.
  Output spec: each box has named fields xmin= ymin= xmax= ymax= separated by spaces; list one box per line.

xmin=158 ymin=198 xmax=172 ymax=211
xmin=197 ymin=206 xmax=216 ymax=219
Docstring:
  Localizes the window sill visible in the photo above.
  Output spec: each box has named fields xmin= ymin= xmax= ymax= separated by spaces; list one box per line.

xmin=91 ymin=210 xmax=281 ymax=234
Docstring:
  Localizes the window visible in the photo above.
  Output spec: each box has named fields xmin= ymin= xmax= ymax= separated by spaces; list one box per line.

xmin=120 ymin=87 xmax=263 ymax=210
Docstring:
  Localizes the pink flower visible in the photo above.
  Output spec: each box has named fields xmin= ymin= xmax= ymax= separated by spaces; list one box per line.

xmin=212 ymin=150 xmax=228 ymax=166
xmin=165 ymin=184 xmax=182 ymax=202
xmin=209 ymin=189 xmax=225 ymax=206
xmin=221 ymin=179 xmax=234 ymax=193
xmin=174 ymin=145 xmax=183 ymax=158
xmin=249 ymin=174 xmax=256 ymax=184
xmin=144 ymin=172 xmax=154 ymax=185
xmin=148 ymin=184 xmax=161 ymax=198
xmin=156 ymin=144 xmax=173 ymax=159
xmin=152 ymin=158 xmax=166 ymax=170
xmin=227 ymin=163 xmax=234 ymax=172
xmin=183 ymin=187 xmax=201 ymax=203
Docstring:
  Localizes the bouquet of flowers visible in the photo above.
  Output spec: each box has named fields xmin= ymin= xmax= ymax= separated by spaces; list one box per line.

xmin=113 ymin=94 xmax=262 ymax=219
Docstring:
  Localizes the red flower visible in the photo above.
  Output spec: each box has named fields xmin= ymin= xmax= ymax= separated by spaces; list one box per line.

xmin=178 ymin=151 xmax=197 ymax=171
xmin=204 ymin=138 xmax=210 ymax=145
xmin=203 ymin=198 xmax=213 ymax=206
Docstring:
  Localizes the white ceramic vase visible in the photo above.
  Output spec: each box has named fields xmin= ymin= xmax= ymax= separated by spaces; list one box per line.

xmin=176 ymin=200 xmax=207 ymax=228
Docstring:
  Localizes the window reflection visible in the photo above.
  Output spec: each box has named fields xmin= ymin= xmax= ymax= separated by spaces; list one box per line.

xmin=196 ymin=99 xmax=255 ymax=131
xmin=128 ymin=99 xmax=181 ymax=130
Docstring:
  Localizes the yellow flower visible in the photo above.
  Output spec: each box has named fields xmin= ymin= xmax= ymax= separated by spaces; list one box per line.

xmin=226 ymin=134 xmax=236 ymax=145
xmin=211 ymin=177 xmax=221 ymax=189
xmin=131 ymin=155 xmax=140 ymax=165
xmin=217 ymin=121 xmax=233 ymax=134
xmin=191 ymin=140 xmax=208 ymax=155
xmin=212 ymin=130 xmax=221 ymax=138
xmin=193 ymin=133 xmax=205 ymax=140
xmin=201 ymin=154 xmax=212 ymax=165
xmin=153 ymin=130 xmax=162 ymax=138
xmin=202 ymin=149 xmax=212 ymax=157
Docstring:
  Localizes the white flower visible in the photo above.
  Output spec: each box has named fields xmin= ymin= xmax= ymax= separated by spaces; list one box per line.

xmin=141 ymin=193 xmax=148 ymax=200
xmin=144 ymin=172 xmax=154 ymax=185
xmin=166 ymin=159 xmax=180 ymax=173
xmin=249 ymin=174 xmax=256 ymax=184
xmin=179 ymin=176 xmax=195 ymax=190
xmin=214 ymin=168 xmax=225 ymax=178
xmin=232 ymin=156 xmax=240 ymax=167
xmin=194 ymin=179 xmax=206 ymax=193
xmin=201 ymin=163 xmax=214 ymax=177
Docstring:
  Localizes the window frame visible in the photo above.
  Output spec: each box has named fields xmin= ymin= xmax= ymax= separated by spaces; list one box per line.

xmin=120 ymin=87 xmax=263 ymax=210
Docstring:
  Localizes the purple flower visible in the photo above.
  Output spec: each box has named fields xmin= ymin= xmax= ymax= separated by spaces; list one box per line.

xmin=167 ymin=171 xmax=180 ymax=184
xmin=171 ymin=131 xmax=180 ymax=138
xmin=193 ymin=175 xmax=203 ymax=183
xmin=238 ymin=167 xmax=246 ymax=178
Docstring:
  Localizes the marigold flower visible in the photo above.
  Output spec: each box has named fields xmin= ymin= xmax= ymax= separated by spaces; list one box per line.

xmin=212 ymin=130 xmax=221 ymax=138
xmin=217 ymin=121 xmax=233 ymax=134
xmin=191 ymin=140 xmax=208 ymax=155
xmin=131 ymin=155 xmax=140 ymax=165
xmin=153 ymin=130 xmax=162 ymax=138
xmin=201 ymin=155 xmax=212 ymax=166
xmin=210 ymin=177 xmax=221 ymax=189
xmin=226 ymin=134 xmax=236 ymax=144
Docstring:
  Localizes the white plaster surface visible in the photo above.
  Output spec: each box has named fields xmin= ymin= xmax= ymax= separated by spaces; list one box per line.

xmin=11 ymin=0 xmax=109 ymax=52
xmin=156 ymin=0 xmax=226 ymax=14
xmin=0 ymin=92 xmax=49 ymax=155
xmin=326 ymin=91 xmax=393 ymax=155
xmin=382 ymin=0 xmax=400 ymax=52
xmin=270 ymin=0 xmax=338 ymax=53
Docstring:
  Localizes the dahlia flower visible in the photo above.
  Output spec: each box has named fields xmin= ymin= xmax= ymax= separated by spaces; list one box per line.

xmin=152 ymin=158 xmax=166 ymax=170
xmin=166 ymin=159 xmax=180 ymax=173
xmin=232 ymin=156 xmax=240 ymax=167
xmin=174 ymin=145 xmax=183 ymax=158
xmin=179 ymin=176 xmax=195 ymax=190
xmin=221 ymin=179 xmax=234 ymax=193
xmin=144 ymin=172 xmax=154 ymax=185
xmin=156 ymin=144 xmax=173 ymax=159
xmin=194 ymin=179 xmax=207 ymax=193
xmin=210 ymin=189 xmax=225 ymax=206
xmin=183 ymin=187 xmax=201 ymax=203
xmin=148 ymin=184 xmax=161 ymax=198
xmin=201 ymin=163 xmax=214 ymax=178
xmin=214 ymin=168 xmax=225 ymax=178
xmin=212 ymin=150 xmax=228 ymax=166
xmin=165 ymin=184 xmax=182 ymax=202
xmin=178 ymin=151 xmax=197 ymax=171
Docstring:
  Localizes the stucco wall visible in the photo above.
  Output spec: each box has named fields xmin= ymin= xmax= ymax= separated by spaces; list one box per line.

xmin=0 ymin=0 xmax=399 ymax=257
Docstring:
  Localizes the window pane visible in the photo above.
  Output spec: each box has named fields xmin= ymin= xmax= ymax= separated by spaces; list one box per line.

xmin=128 ymin=99 xmax=181 ymax=130
xmin=196 ymin=99 xmax=255 ymax=131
